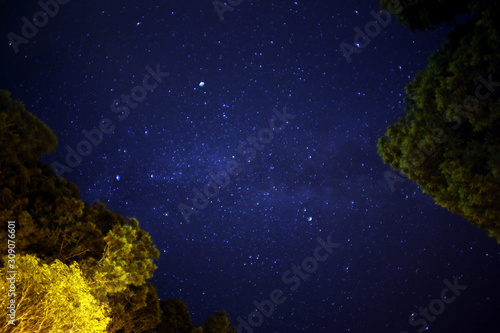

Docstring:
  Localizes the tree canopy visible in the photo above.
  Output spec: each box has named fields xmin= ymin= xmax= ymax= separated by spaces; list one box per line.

xmin=378 ymin=1 xmax=500 ymax=242
xmin=379 ymin=0 xmax=489 ymax=31
xmin=150 ymin=299 xmax=236 ymax=333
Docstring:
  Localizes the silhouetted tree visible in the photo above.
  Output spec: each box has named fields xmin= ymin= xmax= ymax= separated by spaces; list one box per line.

xmin=150 ymin=299 xmax=236 ymax=333
xmin=379 ymin=0 xmax=489 ymax=31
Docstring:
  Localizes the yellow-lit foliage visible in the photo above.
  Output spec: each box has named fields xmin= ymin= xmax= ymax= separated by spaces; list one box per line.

xmin=0 ymin=254 xmax=110 ymax=333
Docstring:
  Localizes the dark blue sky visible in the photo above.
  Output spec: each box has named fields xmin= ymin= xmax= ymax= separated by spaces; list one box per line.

xmin=1 ymin=1 xmax=499 ymax=332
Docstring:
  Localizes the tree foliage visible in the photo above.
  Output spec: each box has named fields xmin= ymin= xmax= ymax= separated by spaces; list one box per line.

xmin=378 ymin=1 xmax=500 ymax=242
xmin=107 ymin=282 xmax=163 ymax=333
xmin=0 ymin=254 xmax=110 ymax=333
xmin=202 ymin=311 xmax=237 ymax=333
xmin=149 ymin=299 xmax=235 ymax=333
xmin=379 ymin=0 xmax=488 ymax=31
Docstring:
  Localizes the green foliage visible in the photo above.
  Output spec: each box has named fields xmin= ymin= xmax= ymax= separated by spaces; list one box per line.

xmin=378 ymin=2 xmax=500 ymax=242
xmin=87 ymin=217 xmax=159 ymax=296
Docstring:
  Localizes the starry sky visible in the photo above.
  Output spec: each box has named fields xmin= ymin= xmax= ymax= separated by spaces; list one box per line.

xmin=1 ymin=1 xmax=499 ymax=332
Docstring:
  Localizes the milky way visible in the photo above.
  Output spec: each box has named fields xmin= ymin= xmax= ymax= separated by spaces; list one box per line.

xmin=1 ymin=1 xmax=499 ymax=332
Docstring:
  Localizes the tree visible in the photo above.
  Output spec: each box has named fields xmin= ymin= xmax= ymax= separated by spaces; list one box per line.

xmin=0 ymin=254 xmax=110 ymax=333
xmin=378 ymin=1 xmax=500 ymax=242
xmin=150 ymin=299 xmax=236 ymax=333
xmin=0 ymin=90 xmax=57 ymax=163
xmin=107 ymin=282 xmax=162 ymax=333
xmin=153 ymin=299 xmax=197 ymax=333
xmin=84 ymin=216 xmax=159 ymax=297
xmin=203 ymin=311 xmax=237 ymax=333
xmin=379 ymin=0 xmax=486 ymax=31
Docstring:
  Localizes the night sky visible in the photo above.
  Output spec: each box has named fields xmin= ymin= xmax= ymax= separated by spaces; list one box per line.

xmin=1 ymin=1 xmax=500 ymax=332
